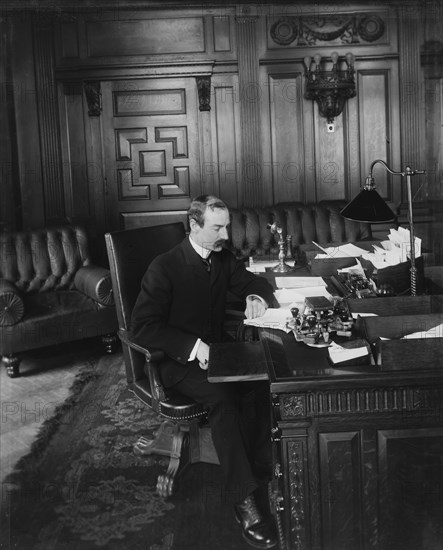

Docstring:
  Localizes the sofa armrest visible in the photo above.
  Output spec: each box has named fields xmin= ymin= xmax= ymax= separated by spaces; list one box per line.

xmin=0 ymin=279 xmax=25 ymax=326
xmin=73 ymin=266 xmax=115 ymax=306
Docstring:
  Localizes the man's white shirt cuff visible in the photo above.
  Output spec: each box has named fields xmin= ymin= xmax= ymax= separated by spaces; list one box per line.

xmin=189 ymin=338 xmax=201 ymax=361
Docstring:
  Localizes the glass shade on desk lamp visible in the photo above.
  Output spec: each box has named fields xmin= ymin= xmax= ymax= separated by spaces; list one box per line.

xmin=340 ymin=176 xmax=396 ymax=223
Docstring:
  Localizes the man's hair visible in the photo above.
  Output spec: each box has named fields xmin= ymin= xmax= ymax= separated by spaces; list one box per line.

xmin=188 ymin=195 xmax=228 ymax=227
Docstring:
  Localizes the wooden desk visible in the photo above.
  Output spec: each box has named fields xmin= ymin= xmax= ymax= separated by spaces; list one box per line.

xmin=262 ymin=325 xmax=443 ymax=550
xmin=210 ymin=294 xmax=443 ymax=550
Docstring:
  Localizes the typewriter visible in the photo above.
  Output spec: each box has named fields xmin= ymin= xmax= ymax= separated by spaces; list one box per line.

xmin=331 ymin=272 xmax=376 ymax=298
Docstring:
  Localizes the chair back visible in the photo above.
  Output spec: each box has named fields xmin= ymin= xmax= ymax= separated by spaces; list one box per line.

xmin=105 ymin=223 xmax=187 ymax=393
xmin=105 ymin=223 xmax=186 ymax=331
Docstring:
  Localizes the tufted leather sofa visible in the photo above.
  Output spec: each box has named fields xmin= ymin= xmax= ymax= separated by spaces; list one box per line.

xmin=0 ymin=225 xmax=118 ymax=377
xmin=227 ymin=201 xmax=372 ymax=258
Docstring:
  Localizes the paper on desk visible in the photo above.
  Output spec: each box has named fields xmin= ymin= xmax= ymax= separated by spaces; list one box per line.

xmin=243 ymin=308 xmax=292 ymax=333
xmin=314 ymin=243 xmax=369 ymax=258
xmin=402 ymin=323 xmax=443 ymax=339
xmin=246 ymin=261 xmax=280 ymax=273
xmin=351 ymin=312 xmax=378 ymax=319
xmin=328 ymin=341 xmax=369 ymax=364
xmin=337 ymin=259 xmax=366 ymax=277
xmin=274 ymin=288 xmax=304 ymax=306
xmin=274 ymin=287 xmax=332 ymax=311
xmin=275 ymin=276 xmax=326 ymax=289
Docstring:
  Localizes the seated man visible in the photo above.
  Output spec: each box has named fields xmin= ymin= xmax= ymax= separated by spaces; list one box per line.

xmin=131 ymin=195 xmax=277 ymax=549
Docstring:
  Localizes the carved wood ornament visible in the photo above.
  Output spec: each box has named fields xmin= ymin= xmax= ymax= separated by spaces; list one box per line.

xmin=280 ymin=386 xmax=443 ymax=418
xmin=270 ymin=13 xmax=386 ymax=46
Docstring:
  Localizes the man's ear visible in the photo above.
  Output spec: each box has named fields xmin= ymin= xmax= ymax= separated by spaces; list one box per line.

xmin=189 ymin=218 xmax=199 ymax=232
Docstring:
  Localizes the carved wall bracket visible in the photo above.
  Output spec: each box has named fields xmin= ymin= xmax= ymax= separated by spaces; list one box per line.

xmin=196 ymin=76 xmax=211 ymax=111
xmin=84 ymin=81 xmax=102 ymax=117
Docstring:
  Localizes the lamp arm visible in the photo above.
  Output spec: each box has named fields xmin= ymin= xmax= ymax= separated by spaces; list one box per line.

xmin=369 ymin=159 xmax=426 ymax=179
xmin=369 ymin=159 xmax=403 ymax=178
xmin=368 ymin=159 xmax=426 ymax=296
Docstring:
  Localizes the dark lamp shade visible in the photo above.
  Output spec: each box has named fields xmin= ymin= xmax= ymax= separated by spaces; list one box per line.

xmin=340 ymin=188 xmax=396 ymax=223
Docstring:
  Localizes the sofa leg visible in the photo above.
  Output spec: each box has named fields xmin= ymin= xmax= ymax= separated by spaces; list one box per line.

xmin=101 ymin=333 xmax=118 ymax=354
xmin=2 ymin=355 xmax=21 ymax=378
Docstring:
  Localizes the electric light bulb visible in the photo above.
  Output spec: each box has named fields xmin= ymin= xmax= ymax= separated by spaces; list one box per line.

xmin=313 ymin=53 xmax=322 ymax=67
xmin=345 ymin=52 xmax=354 ymax=66
xmin=331 ymin=51 xmax=339 ymax=65
xmin=304 ymin=56 xmax=312 ymax=71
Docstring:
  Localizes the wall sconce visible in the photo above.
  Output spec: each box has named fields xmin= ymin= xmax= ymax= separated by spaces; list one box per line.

xmin=304 ymin=52 xmax=356 ymax=130
xmin=340 ymin=159 xmax=425 ymax=296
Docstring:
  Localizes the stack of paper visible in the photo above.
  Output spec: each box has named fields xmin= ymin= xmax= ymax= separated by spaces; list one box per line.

xmin=360 ymin=227 xmax=421 ymax=269
xmin=314 ymin=243 xmax=369 ymax=259
xmin=243 ymin=308 xmax=292 ymax=333
xmin=275 ymin=276 xmax=326 ymax=289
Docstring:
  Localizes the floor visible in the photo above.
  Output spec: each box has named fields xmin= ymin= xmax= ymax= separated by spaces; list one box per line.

xmin=0 ymin=339 xmax=103 ymax=485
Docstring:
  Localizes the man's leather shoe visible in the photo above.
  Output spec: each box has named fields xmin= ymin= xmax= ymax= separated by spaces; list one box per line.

xmin=234 ymin=494 xmax=277 ymax=549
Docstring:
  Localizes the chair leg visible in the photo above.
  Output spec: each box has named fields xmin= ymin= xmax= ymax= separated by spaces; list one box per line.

xmin=133 ymin=420 xmax=184 ymax=457
xmin=133 ymin=420 xmax=191 ymax=497
xmin=2 ymin=355 xmax=21 ymax=378
xmin=156 ymin=427 xmax=189 ymax=497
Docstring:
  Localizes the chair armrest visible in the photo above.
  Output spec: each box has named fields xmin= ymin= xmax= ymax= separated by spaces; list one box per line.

xmin=73 ymin=266 xmax=115 ymax=306
xmin=0 ymin=279 xmax=25 ymax=326
xmin=118 ymin=329 xmax=167 ymax=406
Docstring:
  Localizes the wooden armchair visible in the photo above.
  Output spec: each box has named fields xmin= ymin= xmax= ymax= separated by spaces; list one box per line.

xmin=105 ymin=223 xmax=219 ymax=497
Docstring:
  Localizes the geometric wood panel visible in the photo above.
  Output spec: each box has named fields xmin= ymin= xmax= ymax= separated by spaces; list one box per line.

xmin=213 ymin=16 xmax=232 ymax=52
xmin=117 ymin=169 xmax=150 ymax=201
xmin=424 ymin=76 xmax=443 ymax=200
xmin=86 ymin=17 xmax=205 ymax=57
xmin=267 ymin=72 xmax=306 ymax=203
xmin=158 ymin=166 xmax=189 ymax=198
xmin=155 ymin=126 xmax=188 ymax=158
xmin=213 ymin=84 xmax=240 ymax=206
xmin=140 ymin=150 xmax=166 ymax=177
xmin=318 ymin=431 xmax=363 ymax=550
xmin=358 ymin=71 xmax=391 ymax=199
xmin=120 ymin=210 xmax=188 ymax=230
xmin=115 ymin=128 xmax=147 ymax=160
xmin=113 ymin=90 xmax=186 ymax=117
xmin=377 ymin=428 xmax=443 ymax=550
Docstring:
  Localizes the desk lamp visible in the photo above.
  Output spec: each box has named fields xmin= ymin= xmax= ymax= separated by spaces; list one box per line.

xmin=340 ymin=159 xmax=425 ymax=296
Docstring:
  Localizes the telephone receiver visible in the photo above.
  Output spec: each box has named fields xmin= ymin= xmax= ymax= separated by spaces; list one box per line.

xmin=267 ymin=222 xmax=282 ymax=235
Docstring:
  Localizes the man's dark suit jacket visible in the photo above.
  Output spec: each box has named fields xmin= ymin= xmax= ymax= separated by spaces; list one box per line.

xmin=131 ymin=236 xmax=275 ymax=388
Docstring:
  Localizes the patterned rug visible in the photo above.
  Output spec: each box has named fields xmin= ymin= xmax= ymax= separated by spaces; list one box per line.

xmin=1 ymin=352 xmax=249 ymax=550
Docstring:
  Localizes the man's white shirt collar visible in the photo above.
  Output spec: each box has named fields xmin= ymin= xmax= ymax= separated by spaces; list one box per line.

xmin=189 ymin=235 xmax=212 ymax=259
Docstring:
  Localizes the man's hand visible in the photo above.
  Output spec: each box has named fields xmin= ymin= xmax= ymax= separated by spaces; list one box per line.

xmin=245 ymin=295 xmax=267 ymax=319
xmin=196 ymin=340 xmax=210 ymax=370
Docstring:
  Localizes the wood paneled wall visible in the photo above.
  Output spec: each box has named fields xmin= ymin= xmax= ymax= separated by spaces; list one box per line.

xmin=1 ymin=1 xmax=441 ymax=243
